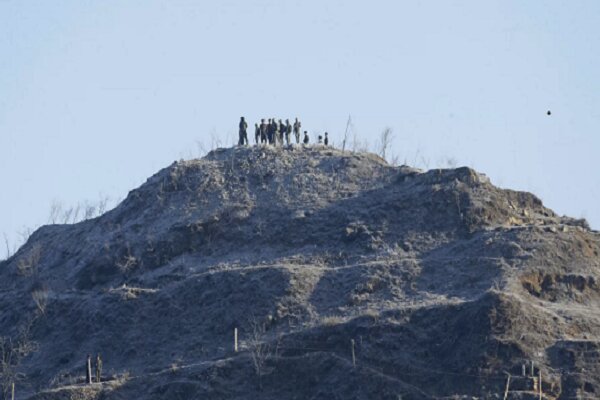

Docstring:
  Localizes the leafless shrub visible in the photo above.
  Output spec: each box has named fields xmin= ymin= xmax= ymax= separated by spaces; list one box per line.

xmin=31 ymin=284 xmax=49 ymax=316
xmin=48 ymin=200 xmax=63 ymax=224
xmin=116 ymin=244 xmax=137 ymax=274
xmin=72 ymin=203 xmax=81 ymax=223
xmin=84 ymin=202 xmax=97 ymax=220
xmin=0 ymin=318 xmax=39 ymax=399
xmin=210 ymin=129 xmax=222 ymax=150
xmin=196 ymin=140 xmax=208 ymax=158
xmin=246 ymin=318 xmax=274 ymax=388
xmin=2 ymin=233 xmax=12 ymax=261
xmin=97 ymin=196 xmax=110 ymax=215
xmin=378 ymin=127 xmax=394 ymax=161
xmin=351 ymin=132 xmax=370 ymax=153
xmin=16 ymin=244 xmax=42 ymax=277
xmin=61 ymin=207 xmax=73 ymax=224
xmin=17 ymin=227 xmax=34 ymax=246
xmin=342 ymin=115 xmax=352 ymax=152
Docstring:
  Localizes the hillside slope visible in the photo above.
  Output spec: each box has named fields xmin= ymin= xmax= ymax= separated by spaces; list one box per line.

xmin=1 ymin=145 xmax=599 ymax=399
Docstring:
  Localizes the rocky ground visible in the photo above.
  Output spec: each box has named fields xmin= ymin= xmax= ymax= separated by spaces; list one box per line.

xmin=1 ymin=145 xmax=599 ymax=399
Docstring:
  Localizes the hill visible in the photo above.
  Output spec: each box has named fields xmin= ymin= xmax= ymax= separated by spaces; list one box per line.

xmin=1 ymin=145 xmax=599 ymax=399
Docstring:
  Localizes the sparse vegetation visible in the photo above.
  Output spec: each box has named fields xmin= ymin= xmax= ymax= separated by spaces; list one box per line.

xmin=16 ymin=244 xmax=42 ymax=277
xmin=378 ymin=127 xmax=394 ymax=161
xmin=246 ymin=318 xmax=274 ymax=388
xmin=30 ymin=284 xmax=49 ymax=316
xmin=0 ymin=317 xmax=39 ymax=400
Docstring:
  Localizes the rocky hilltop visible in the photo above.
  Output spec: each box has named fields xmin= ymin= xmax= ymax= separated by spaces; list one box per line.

xmin=1 ymin=145 xmax=599 ymax=399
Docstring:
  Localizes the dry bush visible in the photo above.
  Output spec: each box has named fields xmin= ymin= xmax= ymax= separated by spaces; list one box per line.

xmin=378 ymin=127 xmax=394 ymax=161
xmin=16 ymin=244 xmax=42 ymax=277
xmin=321 ymin=315 xmax=345 ymax=326
xmin=0 ymin=318 xmax=39 ymax=399
xmin=31 ymin=285 xmax=49 ymax=316
xmin=116 ymin=244 xmax=137 ymax=274
xmin=246 ymin=318 xmax=274 ymax=387
xmin=2 ymin=233 xmax=13 ymax=261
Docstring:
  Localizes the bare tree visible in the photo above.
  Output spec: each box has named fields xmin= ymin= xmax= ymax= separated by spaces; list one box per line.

xmin=342 ymin=115 xmax=352 ymax=153
xmin=2 ymin=233 xmax=11 ymax=261
xmin=210 ymin=129 xmax=222 ymax=150
xmin=0 ymin=318 xmax=39 ymax=400
xmin=61 ymin=207 xmax=73 ymax=224
xmin=48 ymin=200 xmax=63 ymax=224
xmin=378 ymin=127 xmax=394 ymax=161
xmin=246 ymin=318 xmax=274 ymax=389
xmin=196 ymin=140 xmax=208 ymax=158
xmin=71 ymin=203 xmax=81 ymax=224
xmin=97 ymin=196 xmax=110 ymax=215
xmin=83 ymin=202 xmax=96 ymax=220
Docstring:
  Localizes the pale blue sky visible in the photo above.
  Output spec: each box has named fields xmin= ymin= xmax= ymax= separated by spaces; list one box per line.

xmin=1 ymin=1 xmax=599 ymax=254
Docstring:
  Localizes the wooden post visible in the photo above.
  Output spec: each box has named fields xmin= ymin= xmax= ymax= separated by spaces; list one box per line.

xmin=234 ymin=328 xmax=238 ymax=352
xmin=11 ymin=382 xmax=15 ymax=400
xmin=539 ymin=370 xmax=543 ymax=400
xmin=503 ymin=374 xmax=511 ymax=400
xmin=522 ymin=364 xmax=526 ymax=376
xmin=350 ymin=339 xmax=356 ymax=368
xmin=531 ymin=360 xmax=535 ymax=376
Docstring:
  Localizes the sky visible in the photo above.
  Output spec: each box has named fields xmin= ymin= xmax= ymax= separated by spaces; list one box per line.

xmin=1 ymin=0 xmax=599 ymax=256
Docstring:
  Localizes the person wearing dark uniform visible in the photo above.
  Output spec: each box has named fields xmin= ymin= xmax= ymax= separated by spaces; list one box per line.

xmin=324 ymin=132 xmax=329 ymax=146
xmin=266 ymin=119 xmax=272 ymax=144
xmin=270 ymin=118 xmax=278 ymax=145
xmin=238 ymin=117 xmax=248 ymax=145
xmin=285 ymin=119 xmax=292 ymax=145
xmin=303 ymin=131 xmax=309 ymax=144
xmin=278 ymin=119 xmax=285 ymax=145
xmin=293 ymin=118 xmax=301 ymax=144
xmin=260 ymin=119 xmax=268 ymax=144
xmin=254 ymin=123 xmax=260 ymax=145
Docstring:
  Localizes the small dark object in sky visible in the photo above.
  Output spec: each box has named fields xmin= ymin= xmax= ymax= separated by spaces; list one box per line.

xmin=547 ymin=110 xmax=551 ymax=115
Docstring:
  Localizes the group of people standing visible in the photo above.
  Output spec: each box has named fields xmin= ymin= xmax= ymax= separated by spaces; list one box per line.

xmin=85 ymin=353 xmax=102 ymax=384
xmin=238 ymin=117 xmax=329 ymax=147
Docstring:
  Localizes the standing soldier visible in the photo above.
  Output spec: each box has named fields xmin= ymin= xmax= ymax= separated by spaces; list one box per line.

xmin=95 ymin=354 xmax=103 ymax=383
xmin=284 ymin=119 xmax=292 ymax=145
xmin=303 ymin=131 xmax=309 ymax=144
xmin=254 ymin=123 xmax=260 ymax=145
xmin=260 ymin=119 xmax=268 ymax=144
xmin=293 ymin=118 xmax=301 ymax=144
xmin=238 ymin=116 xmax=248 ymax=145
xmin=270 ymin=118 xmax=278 ymax=145
xmin=278 ymin=119 xmax=285 ymax=145
xmin=86 ymin=354 xmax=92 ymax=384
xmin=266 ymin=119 xmax=273 ymax=144
xmin=324 ymin=132 xmax=329 ymax=146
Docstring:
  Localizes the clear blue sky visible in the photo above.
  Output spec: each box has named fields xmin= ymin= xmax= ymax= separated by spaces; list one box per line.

xmin=1 ymin=1 xmax=599 ymax=255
